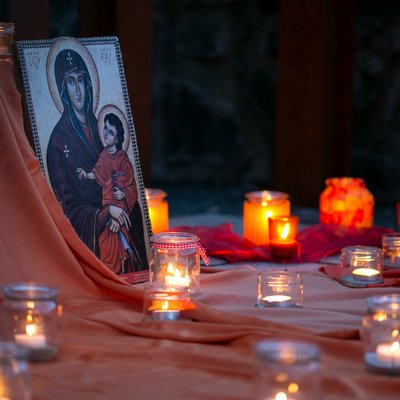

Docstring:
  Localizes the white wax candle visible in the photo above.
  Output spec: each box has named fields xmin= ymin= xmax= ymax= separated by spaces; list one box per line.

xmin=15 ymin=333 xmax=47 ymax=349
xmin=262 ymin=295 xmax=292 ymax=307
xmin=352 ymin=268 xmax=380 ymax=277
xmin=376 ymin=342 xmax=400 ymax=366
xmin=152 ymin=309 xmax=180 ymax=321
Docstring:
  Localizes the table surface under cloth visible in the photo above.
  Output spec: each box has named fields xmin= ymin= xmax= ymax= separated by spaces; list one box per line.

xmin=1 ymin=59 xmax=400 ymax=400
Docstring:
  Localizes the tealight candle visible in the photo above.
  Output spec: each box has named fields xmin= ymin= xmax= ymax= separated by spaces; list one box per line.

xmin=243 ymin=191 xmax=290 ymax=246
xmin=261 ymin=295 xmax=292 ymax=308
xmin=382 ymin=233 xmax=400 ymax=269
xmin=152 ymin=300 xmax=181 ymax=321
xmin=376 ymin=342 xmax=400 ymax=366
xmin=269 ymin=216 xmax=299 ymax=262
xmin=340 ymin=246 xmax=383 ymax=287
xmin=145 ymin=188 xmax=169 ymax=234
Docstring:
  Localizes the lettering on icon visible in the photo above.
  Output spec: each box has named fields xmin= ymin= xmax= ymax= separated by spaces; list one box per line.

xmin=100 ymin=47 xmax=112 ymax=66
xmin=27 ymin=51 xmax=40 ymax=70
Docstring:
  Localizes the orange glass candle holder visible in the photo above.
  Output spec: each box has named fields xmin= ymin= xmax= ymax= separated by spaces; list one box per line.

xmin=319 ymin=177 xmax=374 ymax=228
xmin=268 ymin=216 xmax=299 ymax=262
xmin=145 ymin=188 xmax=169 ymax=234
xmin=243 ymin=191 xmax=290 ymax=246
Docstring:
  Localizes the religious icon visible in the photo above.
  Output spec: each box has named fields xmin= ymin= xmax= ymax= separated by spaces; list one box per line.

xmin=14 ymin=36 xmax=151 ymax=284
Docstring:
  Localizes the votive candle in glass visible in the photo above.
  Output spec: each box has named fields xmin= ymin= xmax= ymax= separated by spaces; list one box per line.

xmin=143 ymin=286 xmax=192 ymax=321
xmin=254 ymin=340 xmax=320 ymax=400
xmin=145 ymin=188 xmax=169 ymax=234
xmin=362 ymin=294 xmax=400 ymax=375
xmin=339 ymin=246 xmax=383 ymax=288
xmin=1 ymin=283 xmax=60 ymax=362
xmin=243 ymin=191 xmax=290 ymax=246
xmin=256 ymin=271 xmax=303 ymax=308
xmin=150 ymin=232 xmax=206 ymax=292
xmin=382 ymin=233 xmax=400 ymax=269
xmin=269 ymin=216 xmax=299 ymax=262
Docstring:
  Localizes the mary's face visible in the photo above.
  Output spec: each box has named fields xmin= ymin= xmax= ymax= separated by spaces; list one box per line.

xmin=65 ymin=71 xmax=85 ymax=112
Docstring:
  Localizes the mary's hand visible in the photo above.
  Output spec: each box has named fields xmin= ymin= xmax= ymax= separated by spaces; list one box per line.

xmin=109 ymin=218 xmax=120 ymax=233
xmin=109 ymin=205 xmax=131 ymax=229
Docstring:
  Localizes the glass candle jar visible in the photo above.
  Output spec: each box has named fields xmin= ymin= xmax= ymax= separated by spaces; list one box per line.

xmin=382 ymin=233 xmax=400 ymax=269
xmin=243 ymin=191 xmax=290 ymax=246
xmin=319 ymin=177 xmax=374 ymax=228
xmin=150 ymin=232 xmax=207 ymax=292
xmin=256 ymin=271 xmax=303 ymax=308
xmin=254 ymin=340 xmax=320 ymax=400
xmin=143 ymin=286 xmax=192 ymax=321
xmin=0 ymin=342 xmax=31 ymax=400
xmin=145 ymin=188 xmax=169 ymax=234
xmin=269 ymin=216 xmax=299 ymax=262
xmin=362 ymin=294 xmax=400 ymax=375
xmin=1 ymin=283 xmax=60 ymax=361
xmin=0 ymin=22 xmax=14 ymax=60
xmin=339 ymin=246 xmax=383 ymax=288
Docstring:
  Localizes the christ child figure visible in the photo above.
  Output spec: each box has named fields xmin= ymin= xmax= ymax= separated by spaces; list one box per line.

xmin=77 ymin=112 xmax=138 ymax=274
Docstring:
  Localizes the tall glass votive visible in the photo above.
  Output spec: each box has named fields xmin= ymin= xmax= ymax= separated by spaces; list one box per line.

xmin=143 ymin=286 xmax=192 ymax=321
xmin=339 ymin=246 xmax=384 ymax=288
xmin=145 ymin=188 xmax=169 ymax=234
xmin=254 ymin=340 xmax=320 ymax=400
xmin=243 ymin=191 xmax=290 ymax=246
xmin=0 ymin=342 xmax=31 ymax=400
xmin=269 ymin=216 xmax=299 ymax=262
xmin=1 ymin=283 xmax=60 ymax=361
xmin=362 ymin=294 xmax=400 ymax=375
xmin=0 ymin=23 xmax=15 ymax=60
xmin=256 ymin=271 xmax=303 ymax=308
xmin=382 ymin=233 xmax=400 ymax=269
xmin=150 ymin=232 xmax=207 ymax=292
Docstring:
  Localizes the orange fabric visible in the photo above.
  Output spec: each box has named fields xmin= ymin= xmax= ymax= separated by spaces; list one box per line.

xmin=2 ymin=60 xmax=400 ymax=399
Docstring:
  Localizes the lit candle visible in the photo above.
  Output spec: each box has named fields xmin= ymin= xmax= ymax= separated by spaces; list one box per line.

xmin=15 ymin=322 xmax=47 ymax=349
xmin=376 ymin=341 xmax=400 ymax=367
xmin=262 ymin=295 xmax=292 ymax=308
xmin=164 ymin=263 xmax=190 ymax=288
xmin=351 ymin=267 xmax=380 ymax=282
xmin=269 ymin=216 xmax=299 ymax=261
xmin=243 ymin=191 xmax=290 ymax=246
xmin=145 ymin=188 xmax=169 ymax=234
xmin=152 ymin=300 xmax=181 ymax=321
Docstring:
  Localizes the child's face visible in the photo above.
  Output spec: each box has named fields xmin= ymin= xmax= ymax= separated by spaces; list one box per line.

xmin=103 ymin=120 xmax=117 ymax=146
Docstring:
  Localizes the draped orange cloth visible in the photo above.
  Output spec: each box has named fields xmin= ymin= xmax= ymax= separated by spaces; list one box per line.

xmin=1 ymin=60 xmax=400 ymax=399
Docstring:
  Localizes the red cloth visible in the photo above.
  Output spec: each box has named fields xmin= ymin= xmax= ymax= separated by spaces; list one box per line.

xmin=171 ymin=223 xmax=393 ymax=264
xmin=320 ymin=264 xmax=400 ymax=288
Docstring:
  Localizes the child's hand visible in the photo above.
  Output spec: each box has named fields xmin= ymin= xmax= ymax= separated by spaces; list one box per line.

xmin=113 ymin=187 xmax=125 ymax=201
xmin=76 ymin=168 xmax=87 ymax=179
xmin=109 ymin=218 xmax=120 ymax=233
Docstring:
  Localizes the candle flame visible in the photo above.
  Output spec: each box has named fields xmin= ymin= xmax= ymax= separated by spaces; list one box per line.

xmin=264 ymin=210 xmax=272 ymax=219
xmin=275 ymin=393 xmax=287 ymax=400
xmin=392 ymin=330 xmax=400 ymax=339
xmin=26 ymin=323 xmax=37 ymax=336
xmin=352 ymin=268 xmax=379 ymax=277
xmin=280 ymin=223 xmax=290 ymax=240
xmin=161 ymin=301 xmax=169 ymax=311
xmin=167 ymin=263 xmax=176 ymax=275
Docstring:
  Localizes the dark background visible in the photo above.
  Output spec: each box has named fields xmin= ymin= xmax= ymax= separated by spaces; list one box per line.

xmin=1 ymin=0 xmax=399 ymax=227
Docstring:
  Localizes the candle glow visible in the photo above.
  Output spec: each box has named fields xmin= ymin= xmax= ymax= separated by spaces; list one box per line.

xmin=164 ymin=263 xmax=190 ymax=287
xmin=145 ymin=188 xmax=169 ymax=234
xmin=352 ymin=268 xmax=380 ymax=277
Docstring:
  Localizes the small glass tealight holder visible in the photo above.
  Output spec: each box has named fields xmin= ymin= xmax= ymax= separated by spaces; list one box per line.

xmin=145 ymin=188 xmax=169 ymax=234
xmin=0 ymin=342 xmax=31 ymax=400
xmin=382 ymin=233 xmax=400 ymax=269
xmin=0 ymin=22 xmax=15 ymax=60
xmin=362 ymin=294 xmax=400 ymax=375
xmin=254 ymin=340 xmax=320 ymax=400
xmin=269 ymin=216 xmax=299 ymax=262
xmin=256 ymin=271 xmax=303 ymax=308
xmin=150 ymin=232 xmax=205 ymax=293
xmin=143 ymin=286 xmax=192 ymax=321
xmin=339 ymin=245 xmax=384 ymax=288
xmin=1 ymin=283 xmax=60 ymax=362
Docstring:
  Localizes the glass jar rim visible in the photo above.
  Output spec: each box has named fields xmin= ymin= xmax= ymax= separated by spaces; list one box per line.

xmin=145 ymin=188 xmax=167 ymax=200
xmin=151 ymin=231 xmax=199 ymax=245
xmin=258 ymin=271 xmax=303 ymax=283
xmin=2 ymin=282 xmax=59 ymax=301
xmin=366 ymin=294 xmax=400 ymax=312
xmin=325 ymin=177 xmax=366 ymax=187
xmin=255 ymin=340 xmax=320 ymax=363
xmin=245 ymin=190 xmax=289 ymax=202
xmin=340 ymin=245 xmax=381 ymax=257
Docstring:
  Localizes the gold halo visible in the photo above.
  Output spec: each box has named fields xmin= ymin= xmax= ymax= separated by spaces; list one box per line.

xmin=46 ymin=37 xmax=100 ymax=114
xmin=97 ymin=104 xmax=130 ymax=152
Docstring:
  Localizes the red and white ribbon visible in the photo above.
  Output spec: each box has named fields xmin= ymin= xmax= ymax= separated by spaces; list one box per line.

xmin=152 ymin=241 xmax=210 ymax=266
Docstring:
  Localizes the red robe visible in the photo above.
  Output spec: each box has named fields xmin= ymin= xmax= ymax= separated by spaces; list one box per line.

xmin=92 ymin=149 xmax=137 ymax=273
